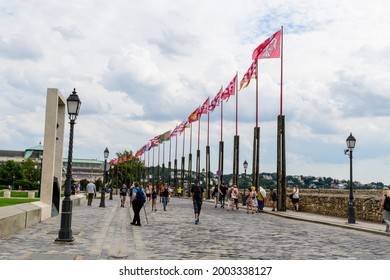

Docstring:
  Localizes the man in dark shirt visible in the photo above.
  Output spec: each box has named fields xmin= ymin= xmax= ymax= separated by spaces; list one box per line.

xmin=190 ymin=180 xmax=204 ymax=225
xmin=219 ymin=183 xmax=227 ymax=208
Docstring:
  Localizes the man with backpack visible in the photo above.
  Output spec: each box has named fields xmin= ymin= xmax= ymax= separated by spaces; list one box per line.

xmin=191 ymin=180 xmax=204 ymax=225
xmin=130 ymin=182 xmax=146 ymax=226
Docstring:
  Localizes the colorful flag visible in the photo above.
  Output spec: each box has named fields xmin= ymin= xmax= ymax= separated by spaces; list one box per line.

xmin=188 ymin=106 xmax=201 ymax=123
xmin=148 ymin=138 xmax=159 ymax=150
xmin=135 ymin=145 xmax=147 ymax=157
xmin=209 ymin=87 xmax=222 ymax=112
xmin=200 ymin=97 xmax=209 ymax=115
xmin=252 ymin=30 xmax=281 ymax=60
xmin=221 ymin=74 xmax=237 ymax=101
xmin=177 ymin=120 xmax=188 ymax=135
xmin=239 ymin=60 xmax=257 ymax=91
xmin=158 ymin=130 xmax=171 ymax=143
xmin=170 ymin=125 xmax=179 ymax=137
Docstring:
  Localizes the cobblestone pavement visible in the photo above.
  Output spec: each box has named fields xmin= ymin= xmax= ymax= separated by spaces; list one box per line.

xmin=0 ymin=195 xmax=389 ymax=260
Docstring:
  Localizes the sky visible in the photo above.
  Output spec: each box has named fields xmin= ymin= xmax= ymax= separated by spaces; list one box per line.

xmin=0 ymin=0 xmax=390 ymax=185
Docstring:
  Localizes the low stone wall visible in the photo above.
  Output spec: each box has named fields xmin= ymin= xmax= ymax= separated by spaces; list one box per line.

xmin=0 ymin=194 xmax=86 ymax=238
xmin=262 ymin=189 xmax=384 ymax=223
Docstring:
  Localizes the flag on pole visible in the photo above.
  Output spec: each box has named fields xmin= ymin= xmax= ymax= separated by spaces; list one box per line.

xmin=109 ymin=159 xmax=118 ymax=165
xmin=221 ymin=74 xmax=237 ymax=101
xmin=239 ymin=60 xmax=257 ymax=91
xmin=178 ymin=120 xmax=188 ymax=135
xmin=200 ymin=97 xmax=209 ymax=115
xmin=148 ymin=138 xmax=159 ymax=150
xmin=209 ymin=87 xmax=222 ymax=112
xmin=135 ymin=145 xmax=146 ymax=158
xmin=252 ymin=30 xmax=281 ymax=60
xmin=170 ymin=124 xmax=180 ymax=137
xmin=188 ymin=106 xmax=201 ymax=123
xmin=159 ymin=130 xmax=171 ymax=143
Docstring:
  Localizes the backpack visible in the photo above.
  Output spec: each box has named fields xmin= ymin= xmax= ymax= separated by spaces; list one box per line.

xmin=384 ymin=195 xmax=390 ymax=211
xmin=271 ymin=192 xmax=277 ymax=201
xmin=135 ymin=187 xmax=146 ymax=205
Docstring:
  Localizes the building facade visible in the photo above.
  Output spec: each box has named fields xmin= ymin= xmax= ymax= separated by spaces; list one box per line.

xmin=0 ymin=143 xmax=103 ymax=185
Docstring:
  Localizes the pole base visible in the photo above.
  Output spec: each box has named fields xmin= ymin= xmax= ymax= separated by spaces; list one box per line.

xmin=54 ymin=238 xmax=76 ymax=245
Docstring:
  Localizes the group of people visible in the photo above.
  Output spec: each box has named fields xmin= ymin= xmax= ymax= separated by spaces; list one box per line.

xmin=84 ymin=178 xmax=390 ymax=233
xmin=210 ymin=184 xmax=278 ymax=214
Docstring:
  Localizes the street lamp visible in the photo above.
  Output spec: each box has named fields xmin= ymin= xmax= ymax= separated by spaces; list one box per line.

xmin=201 ymin=168 xmax=207 ymax=198
xmin=345 ymin=133 xmax=356 ymax=224
xmin=100 ymin=147 xmax=109 ymax=207
xmin=109 ymin=164 xmax=114 ymax=200
xmin=56 ymin=88 xmax=81 ymax=243
xmin=242 ymin=160 xmax=248 ymax=206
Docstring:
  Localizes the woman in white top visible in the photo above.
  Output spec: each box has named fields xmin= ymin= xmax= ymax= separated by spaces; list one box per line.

xmin=291 ymin=185 xmax=300 ymax=211
xmin=379 ymin=187 xmax=390 ymax=232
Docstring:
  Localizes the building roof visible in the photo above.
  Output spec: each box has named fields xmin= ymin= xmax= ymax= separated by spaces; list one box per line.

xmin=63 ymin=158 xmax=103 ymax=165
xmin=24 ymin=142 xmax=44 ymax=159
xmin=0 ymin=150 xmax=25 ymax=158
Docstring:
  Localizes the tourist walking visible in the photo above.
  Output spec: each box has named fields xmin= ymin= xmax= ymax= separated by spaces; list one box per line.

xmin=246 ymin=187 xmax=256 ymax=214
xmin=130 ymin=182 xmax=146 ymax=226
xmin=151 ymin=185 xmax=158 ymax=211
xmin=269 ymin=188 xmax=278 ymax=211
xmin=119 ymin=183 xmax=128 ymax=207
xmin=145 ymin=184 xmax=151 ymax=202
xmin=86 ymin=180 xmax=96 ymax=206
xmin=256 ymin=188 xmax=264 ymax=212
xmin=379 ymin=186 xmax=390 ymax=232
xmin=159 ymin=184 xmax=164 ymax=203
xmin=291 ymin=185 xmax=300 ymax=211
xmin=212 ymin=185 xmax=219 ymax=208
xmin=177 ymin=186 xmax=182 ymax=197
xmin=219 ymin=183 xmax=227 ymax=208
xmin=191 ymin=180 xmax=204 ymax=224
xmin=161 ymin=184 xmax=170 ymax=211
xmin=231 ymin=185 xmax=239 ymax=210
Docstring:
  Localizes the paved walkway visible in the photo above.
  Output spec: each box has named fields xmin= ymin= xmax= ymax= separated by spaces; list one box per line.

xmin=0 ymin=194 xmax=389 ymax=260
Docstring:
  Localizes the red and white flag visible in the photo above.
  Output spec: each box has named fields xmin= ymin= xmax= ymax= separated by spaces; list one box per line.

xmin=200 ymin=97 xmax=209 ymax=115
xmin=239 ymin=60 xmax=257 ymax=91
xmin=209 ymin=87 xmax=222 ymax=112
xmin=221 ymin=74 xmax=237 ymax=101
xmin=252 ymin=30 xmax=281 ymax=60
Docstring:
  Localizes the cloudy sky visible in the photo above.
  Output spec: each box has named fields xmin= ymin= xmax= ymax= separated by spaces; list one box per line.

xmin=0 ymin=0 xmax=389 ymax=184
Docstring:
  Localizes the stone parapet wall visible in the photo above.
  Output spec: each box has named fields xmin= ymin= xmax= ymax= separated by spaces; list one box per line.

xmin=262 ymin=189 xmax=384 ymax=223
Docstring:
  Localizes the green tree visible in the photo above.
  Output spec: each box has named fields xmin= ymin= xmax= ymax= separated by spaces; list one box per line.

xmin=22 ymin=158 xmax=41 ymax=183
xmin=0 ymin=160 xmax=23 ymax=188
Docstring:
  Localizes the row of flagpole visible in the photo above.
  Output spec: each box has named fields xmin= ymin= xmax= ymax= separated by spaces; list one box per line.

xmin=110 ymin=27 xmax=287 ymax=210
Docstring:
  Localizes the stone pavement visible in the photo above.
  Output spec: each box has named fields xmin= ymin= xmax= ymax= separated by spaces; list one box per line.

xmin=0 ymin=194 xmax=389 ymax=260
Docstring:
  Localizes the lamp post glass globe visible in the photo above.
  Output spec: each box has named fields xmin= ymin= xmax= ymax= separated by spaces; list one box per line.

xmin=66 ymin=88 xmax=81 ymax=121
xmin=346 ymin=133 xmax=356 ymax=150
xmin=243 ymin=160 xmax=248 ymax=172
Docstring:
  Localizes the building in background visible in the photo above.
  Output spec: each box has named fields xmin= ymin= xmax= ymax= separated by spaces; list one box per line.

xmin=0 ymin=143 xmax=103 ymax=184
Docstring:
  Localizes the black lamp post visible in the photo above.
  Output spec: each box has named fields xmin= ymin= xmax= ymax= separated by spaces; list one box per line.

xmin=242 ymin=160 xmax=248 ymax=206
xmin=99 ymin=147 xmax=109 ymax=207
xmin=109 ymin=165 xmax=113 ymax=200
xmin=345 ymin=133 xmax=356 ymax=224
xmin=202 ymin=168 xmax=207 ymax=198
xmin=56 ymin=88 xmax=81 ymax=243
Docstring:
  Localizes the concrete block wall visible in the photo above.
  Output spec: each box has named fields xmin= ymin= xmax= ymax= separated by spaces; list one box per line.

xmin=0 ymin=194 xmax=86 ymax=238
xmin=263 ymin=189 xmax=384 ymax=223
